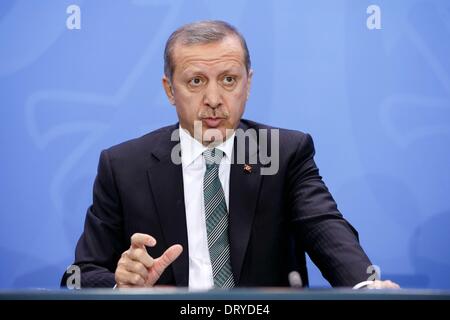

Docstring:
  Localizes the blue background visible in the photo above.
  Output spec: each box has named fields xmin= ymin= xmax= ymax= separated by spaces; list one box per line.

xmin=1 ymin=0 xmax=449 ymax=289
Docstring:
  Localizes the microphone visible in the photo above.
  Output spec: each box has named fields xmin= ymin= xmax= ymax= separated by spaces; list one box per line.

xmin=288 ymin=270 xmax=303 ymax=288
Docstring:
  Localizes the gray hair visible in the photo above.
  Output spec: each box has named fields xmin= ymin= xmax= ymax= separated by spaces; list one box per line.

xmin=164 ymin=20 xmax=251 ymax=81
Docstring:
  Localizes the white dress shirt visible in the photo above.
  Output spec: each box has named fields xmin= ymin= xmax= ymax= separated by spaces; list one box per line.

xmin=179 ymin=127 xmax=235 ymax=290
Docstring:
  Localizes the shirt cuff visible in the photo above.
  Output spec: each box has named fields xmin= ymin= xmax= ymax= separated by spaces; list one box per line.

xmin=352 ymin=280 xmax=374 ymax=289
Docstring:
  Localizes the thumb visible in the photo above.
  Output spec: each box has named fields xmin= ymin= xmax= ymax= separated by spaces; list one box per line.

xmin=146 ymin=244 xmax=183 ymax=286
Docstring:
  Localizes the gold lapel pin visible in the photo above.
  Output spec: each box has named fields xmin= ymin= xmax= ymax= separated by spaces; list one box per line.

xmin=243 ymin=164 xmax=252 ymax=173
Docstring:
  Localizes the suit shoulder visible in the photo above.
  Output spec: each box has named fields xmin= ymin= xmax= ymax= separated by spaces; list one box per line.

xmin=103 ymin=124 xmax=176 ymax=159
xmin=241 ymin=118 xmax=311 ymax=144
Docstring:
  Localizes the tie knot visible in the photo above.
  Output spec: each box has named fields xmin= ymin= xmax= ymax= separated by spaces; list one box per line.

xmin=203 ymin=148 xmax=223 ymax=168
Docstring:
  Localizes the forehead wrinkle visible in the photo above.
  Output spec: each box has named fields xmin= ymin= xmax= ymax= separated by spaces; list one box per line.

xmin=176 ymin=45 xmax=244 ymax=71
xmin=180 ymin=57 xmax=244 ymax=75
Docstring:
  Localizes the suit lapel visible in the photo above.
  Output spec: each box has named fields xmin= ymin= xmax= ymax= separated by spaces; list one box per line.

xmin=146 ymin=126 xmax=189 ymax=286
xmin=229 ymin=122 xmax=263 ymax=284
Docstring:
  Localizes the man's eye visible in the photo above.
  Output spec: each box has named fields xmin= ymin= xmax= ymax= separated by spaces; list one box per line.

xmin=189 ymin=77 xmax=203 ymax=86
xmin=223 ymin=76 xmax=236 ymax=86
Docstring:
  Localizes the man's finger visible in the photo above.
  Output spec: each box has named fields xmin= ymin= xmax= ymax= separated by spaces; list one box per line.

xmin=146 ymin=244 xmax=183 ymax=286
xmin=154 ymin=244 xmax=183 ymax=275
xmin=157 ymin=245 xmax=183 ymax=271
xmin=115 ymin=268 xmax=146 ymax=287
xmin=124 ymin=260 xmax=149 ymax=280
xmin=131 ymin=233 xmax=157 ymax=248
xmin=128 ymin=247 xmax=154 ymax=268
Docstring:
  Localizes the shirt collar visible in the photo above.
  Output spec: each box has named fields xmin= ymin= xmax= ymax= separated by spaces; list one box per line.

xmin=179 ymin=126 xmax=235 ymax=168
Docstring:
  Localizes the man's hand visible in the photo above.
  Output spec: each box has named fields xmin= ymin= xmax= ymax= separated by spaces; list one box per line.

xmin=367 ymin=280 xmax=400 ymax=289
xmin=115 ymin=233 xmax=183 ymax=288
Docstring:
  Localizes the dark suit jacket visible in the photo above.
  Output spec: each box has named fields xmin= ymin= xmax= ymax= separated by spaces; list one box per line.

xmin=62 ymin=119 xmax=372 ymax=288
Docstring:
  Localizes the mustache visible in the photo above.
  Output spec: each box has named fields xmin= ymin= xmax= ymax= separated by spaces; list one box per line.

xmin=198 ymin=109 xmax=230 ymax=119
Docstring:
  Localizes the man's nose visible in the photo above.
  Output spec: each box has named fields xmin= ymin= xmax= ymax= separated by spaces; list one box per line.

xmin=203 ymin=83 xmax=223 ymax=109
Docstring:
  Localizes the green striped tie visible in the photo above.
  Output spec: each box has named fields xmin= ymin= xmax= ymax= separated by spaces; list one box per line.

xmin=203 ymin=148 xmax=235 ymax=288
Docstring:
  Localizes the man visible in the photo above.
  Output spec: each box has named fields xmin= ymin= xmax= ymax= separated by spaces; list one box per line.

xmin=62 ymin=20 xmax=398 ymax=289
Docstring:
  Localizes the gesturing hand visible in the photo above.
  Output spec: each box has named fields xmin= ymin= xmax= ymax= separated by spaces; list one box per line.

xmin=115 ymin=233 xmax=183 ymax=288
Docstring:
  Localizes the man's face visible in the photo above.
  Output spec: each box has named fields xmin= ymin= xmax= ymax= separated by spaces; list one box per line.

xmin=163 ymin=35 xmax=252 ymax=145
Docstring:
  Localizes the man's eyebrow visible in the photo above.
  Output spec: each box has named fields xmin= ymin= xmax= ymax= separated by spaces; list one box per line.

xmin=180 ymin=66 xmax=241 ymax=77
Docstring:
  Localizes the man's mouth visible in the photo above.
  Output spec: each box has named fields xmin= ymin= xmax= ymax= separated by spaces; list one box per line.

xmin=202 ymin=117 xmax=224 ymax=128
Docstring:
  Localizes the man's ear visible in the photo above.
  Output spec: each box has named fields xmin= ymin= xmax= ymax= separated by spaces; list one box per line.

xmin=246 ymin=69 xmax=253 ymax=100
xmin=162 ymin=75 xmax=176 ymax=105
